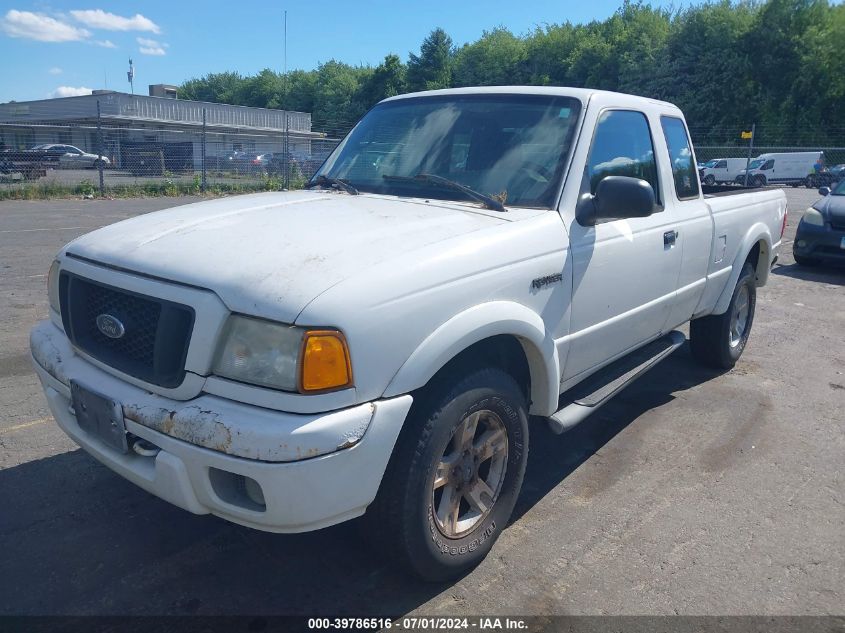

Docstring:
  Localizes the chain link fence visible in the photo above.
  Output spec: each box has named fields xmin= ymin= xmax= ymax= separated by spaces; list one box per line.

xmin=3 ymin=100 xmax=844 ymax=198
xmin=0 ymin=98 xmax=344 ymax=198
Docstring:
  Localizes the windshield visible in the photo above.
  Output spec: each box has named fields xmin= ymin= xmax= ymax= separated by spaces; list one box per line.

xmin=703 ymin=160 xmax=718 ymax=168
xmin=832 ymin=179 xmax=845 ymax=195
xmin=748 ymin=159 xmax=764 ymax=170
xmin=314 ymin=94 xmax=582 ymax=208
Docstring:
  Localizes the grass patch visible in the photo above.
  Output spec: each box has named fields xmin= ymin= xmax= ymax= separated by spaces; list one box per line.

xmin=0 ymin=174 xmax=308 ymax=201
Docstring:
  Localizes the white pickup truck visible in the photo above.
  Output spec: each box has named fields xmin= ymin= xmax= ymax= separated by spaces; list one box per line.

xmin=31 ymin=87 xmax=787 ymax=580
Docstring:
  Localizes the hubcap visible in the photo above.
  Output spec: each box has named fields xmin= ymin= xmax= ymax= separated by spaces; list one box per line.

xmin=431 ymin=409 xmax=508 ymax=538
xmin=730 ymin=284 xmax=751 ymax=348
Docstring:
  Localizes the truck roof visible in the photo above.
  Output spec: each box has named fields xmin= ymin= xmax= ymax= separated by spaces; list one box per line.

xmin=381 ymin=86 xmax=681 ymax=112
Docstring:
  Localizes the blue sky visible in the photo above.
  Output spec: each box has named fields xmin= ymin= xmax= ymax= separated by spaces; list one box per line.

xmin=0 ymin=0 xmax=683 ymax=103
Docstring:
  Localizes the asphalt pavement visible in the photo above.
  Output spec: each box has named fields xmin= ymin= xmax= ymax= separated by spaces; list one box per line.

xmin=0 ymin=190 xmax=842 ymax=617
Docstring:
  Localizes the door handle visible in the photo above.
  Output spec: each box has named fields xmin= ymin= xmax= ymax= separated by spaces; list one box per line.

xmin=664 ymin=230 xmax=678 ymax=247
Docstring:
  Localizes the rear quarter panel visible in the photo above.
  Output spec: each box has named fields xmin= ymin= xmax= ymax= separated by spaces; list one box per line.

xmin=695 ymin=188 xmax=786 ymax=317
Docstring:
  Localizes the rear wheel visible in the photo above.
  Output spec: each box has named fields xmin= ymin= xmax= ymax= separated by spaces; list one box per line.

xmin=364 ymin=367 xmax=529 ymax=581
xmin=805 ymin=175 xmax=817 ymax=188
xmin=690 ymin=262 xmax=756 ymax=369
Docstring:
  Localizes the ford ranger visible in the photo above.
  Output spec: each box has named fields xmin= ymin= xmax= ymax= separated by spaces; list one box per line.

xmin=30 ymin=87 xmax=787 ymax=580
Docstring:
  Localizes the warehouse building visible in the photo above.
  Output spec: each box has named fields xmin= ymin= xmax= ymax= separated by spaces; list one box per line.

xmin=0 ymin=86 xmax=324 ymax=171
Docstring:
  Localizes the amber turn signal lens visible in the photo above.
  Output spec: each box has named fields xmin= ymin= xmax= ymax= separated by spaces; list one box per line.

xmin=299 ymin=330 xmax=353 ymax=392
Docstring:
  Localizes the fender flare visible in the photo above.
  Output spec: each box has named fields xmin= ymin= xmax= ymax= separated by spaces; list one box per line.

xmin=712 ymin=223 xmax=773 ymax=315
xmin=383 ymin=301 xmax=560 ymax=416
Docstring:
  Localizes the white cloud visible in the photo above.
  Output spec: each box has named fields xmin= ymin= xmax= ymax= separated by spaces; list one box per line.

xmin=70 ymin=9 xmax=160 ymax=34
xmin=137 ymin=36 xmax=167 ymax=56
xmin=95 ymin=39 xmax=116 ymax=48
xmin=1 ymin=9 xmax=90 ymax=42
xmin=50 ymin=86 xmax=93 ymax=98
xmin=48 ymin=67 xmax=63 ymax=75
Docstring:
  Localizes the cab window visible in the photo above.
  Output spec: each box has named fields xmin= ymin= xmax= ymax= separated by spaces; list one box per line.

xmin=586 ymin=110 xmax=660 ymax=204
xmin=660 ymin=116 xmax=699 ymax=199
xmin=761 ymin=159 xmax=774 ymax=170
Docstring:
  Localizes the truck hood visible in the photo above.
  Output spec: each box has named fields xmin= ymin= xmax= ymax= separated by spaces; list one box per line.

xmin=65 ymin=191 xmax=509 ymax=322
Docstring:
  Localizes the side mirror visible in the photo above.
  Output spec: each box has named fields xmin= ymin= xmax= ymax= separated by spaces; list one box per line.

xmin=818 ymin=186 xmax=830 ymax=197
xmin=577 ymin=176 xmax=656 ymax=226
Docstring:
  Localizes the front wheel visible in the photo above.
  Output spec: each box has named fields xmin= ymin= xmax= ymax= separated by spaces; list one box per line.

xmin=364 ymin=367 xmax=529 ymax=581
xmin=690 ymin=262 xmax=756 ymax=369
xmin=703 ymin=175 xmax=716 ymax=186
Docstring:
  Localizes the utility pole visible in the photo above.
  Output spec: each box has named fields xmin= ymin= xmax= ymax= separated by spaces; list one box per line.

xmin=127 ymin=58 xmax=135 ymax=95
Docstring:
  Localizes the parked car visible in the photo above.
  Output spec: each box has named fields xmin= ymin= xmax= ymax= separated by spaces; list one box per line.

xmin=208 ymin=150 xmax=243 ymax=171
xmin=829 ymin=163 xmax=845 ymax=180
xmin=698 ymin=157 xmax=747 ymax=186
xmin=793 ymin=179 xmax=845 ymax=266
xmin=31 ymin=87 xmax=786 ymax=581
xmin=266 ymin=152 xmax=302 ymax=177
xmin=231 ymin=151 xmax=272 ymax=174
xmin=0 ymin=149 xmax=46 ymax=180
xmin=31 ymin=144 xmax=109 ymax=169
xmin=735 ymin=151 xmax=825 ymax=187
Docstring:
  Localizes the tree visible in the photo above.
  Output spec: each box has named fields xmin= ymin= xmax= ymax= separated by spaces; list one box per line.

xmin=407 ymin=28 xmax=454 ymax=91
xmin=361 ymin=54 xmax=408 ymax=106
xmin=452 ymin=28 xmax=528 ymax=86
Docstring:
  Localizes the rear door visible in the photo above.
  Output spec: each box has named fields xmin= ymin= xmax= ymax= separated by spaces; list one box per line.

xmin=658 ymin=115 xmax=711 ymax=329
xmin=562 ymin=106 xmax=682 ymax=381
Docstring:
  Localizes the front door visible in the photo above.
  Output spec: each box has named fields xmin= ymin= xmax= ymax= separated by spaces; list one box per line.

xmin=563 ymin=108 xmax=681 ymax=382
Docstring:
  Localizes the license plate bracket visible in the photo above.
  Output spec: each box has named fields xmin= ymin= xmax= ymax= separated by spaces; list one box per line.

xmin=70 ymin=381 xmax=128 ymax=453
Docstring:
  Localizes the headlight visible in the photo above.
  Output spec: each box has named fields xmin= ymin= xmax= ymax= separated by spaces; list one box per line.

xmin=801 ymin=207 xmax=824 ymax=226
xmin=213 ymin=315 xmax=352 ymax=393
xmin=47 ymin=260 xmax=60 ymax=313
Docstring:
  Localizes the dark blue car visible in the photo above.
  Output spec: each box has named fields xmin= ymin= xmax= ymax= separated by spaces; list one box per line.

xmin=794 ymin=178 xmax=845 ymax=266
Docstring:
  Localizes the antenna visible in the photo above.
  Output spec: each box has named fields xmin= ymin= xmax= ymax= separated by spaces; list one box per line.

xmin=127 ymin=58 xmax=135 ymax=95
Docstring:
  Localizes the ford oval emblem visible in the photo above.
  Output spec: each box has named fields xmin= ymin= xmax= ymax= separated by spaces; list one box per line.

xmin=96 ymin=314 xmax=125 ymax=339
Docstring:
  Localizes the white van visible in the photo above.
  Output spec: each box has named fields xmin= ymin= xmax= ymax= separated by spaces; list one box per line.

xmin=737 ymin=151 xmax=825 ymax=187
xmin=699 ymin=158 xmax=747 ymax=185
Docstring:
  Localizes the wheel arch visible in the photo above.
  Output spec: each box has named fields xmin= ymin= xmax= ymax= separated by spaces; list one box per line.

xmin=712 ymin=228 xmax=772 ymax=315
xmin=382 ymin=301 xmax=560 ymax=416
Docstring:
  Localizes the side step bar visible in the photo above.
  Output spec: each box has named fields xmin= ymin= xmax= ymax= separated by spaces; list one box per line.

xmin=548 ymin=330 xmax=685 ymax=434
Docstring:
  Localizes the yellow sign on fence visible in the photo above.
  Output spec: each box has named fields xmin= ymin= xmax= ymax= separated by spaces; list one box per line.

xmin=741 ymin=130 xmax=753 ymax=139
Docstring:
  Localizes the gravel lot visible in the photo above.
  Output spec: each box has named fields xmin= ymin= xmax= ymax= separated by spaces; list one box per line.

xmin=0 ymin=190 xmax=842 ymax=617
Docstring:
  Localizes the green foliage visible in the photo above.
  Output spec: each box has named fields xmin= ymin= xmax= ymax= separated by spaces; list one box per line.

xmin=177 ymin=3 xmax=845 ymax=137
xmin=407 ymin=28 xmax=454 ymax=91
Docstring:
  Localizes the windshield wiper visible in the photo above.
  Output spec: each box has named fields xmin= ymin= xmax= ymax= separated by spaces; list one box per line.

xmin=306 ymin=174 xmax=359 ymax=195
xmin=382 ymin=173 xmax=506 ymax=212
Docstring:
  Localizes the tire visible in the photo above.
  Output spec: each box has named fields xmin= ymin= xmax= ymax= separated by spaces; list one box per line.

xmin=794 ymin=253 xmax=819 ymax=267
xmin=703 ymin=175 xmax=715 ymax=186
xmin=690 ymin=262 xmax=756 ymax=369
xmin=364 ymin=367 xmax=529 ymax=581
xmin=805 ymin=175 xmax=816 ymax=189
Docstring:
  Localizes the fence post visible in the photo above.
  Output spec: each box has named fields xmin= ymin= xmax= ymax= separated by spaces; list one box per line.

xmin=201 ymin=108 xmax=207 ymax=192
xmin=284 ymin=114 xmax=290 ymax=190
xmin=743 ymin=123 xmax=756 ymax=187
xmin=96 ymin=100 xmax=105 ymax=197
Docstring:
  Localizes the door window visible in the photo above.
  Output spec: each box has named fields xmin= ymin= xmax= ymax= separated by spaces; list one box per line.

xmin=660 ymin=116 xmax=699 ymax=199
xmin=761 ymin=159 xmax=774 ymax=170
xmin=586 ymin=110 xmax=660 ymax=204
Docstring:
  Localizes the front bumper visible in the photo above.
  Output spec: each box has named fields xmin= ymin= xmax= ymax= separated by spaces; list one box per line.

xmin=794 ymin=221 xmax=845 ymax=264
xmin=30 ymin=320 xmax=413 ymax=533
